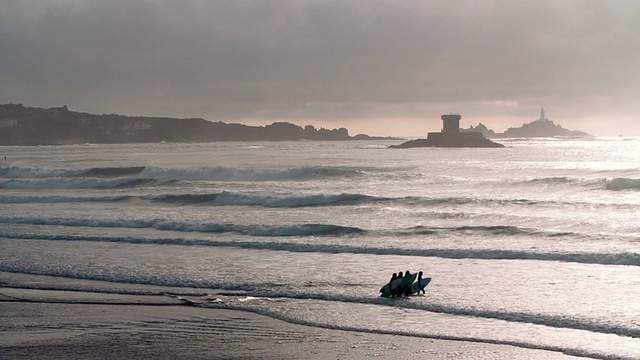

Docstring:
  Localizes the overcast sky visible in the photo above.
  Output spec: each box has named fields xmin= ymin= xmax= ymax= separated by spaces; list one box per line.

xmin=2 ymin=0 xmax=639 ymax=136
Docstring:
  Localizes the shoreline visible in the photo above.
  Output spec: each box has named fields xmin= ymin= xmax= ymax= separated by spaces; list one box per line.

xmin=1 ymin=296 xmax=585 ymax=359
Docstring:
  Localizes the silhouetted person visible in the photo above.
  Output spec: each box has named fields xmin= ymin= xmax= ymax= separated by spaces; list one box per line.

xmin=416 ymin=271 xmax=426 ymax=295
xmin=385 ymin=273 xmax=397 ymax=295
xmin=393 ymin=271 xmax=404 ymax=297
xmin=403 ymin=270 xmax=412 ymax=295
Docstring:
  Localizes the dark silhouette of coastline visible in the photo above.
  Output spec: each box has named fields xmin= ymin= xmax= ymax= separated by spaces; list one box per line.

xmin=0 ymin=104 xmax=398 ymax=145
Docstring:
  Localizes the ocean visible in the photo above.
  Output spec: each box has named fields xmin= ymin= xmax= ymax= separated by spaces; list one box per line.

xmin=1 ymin=138 xmax=639 ymax=359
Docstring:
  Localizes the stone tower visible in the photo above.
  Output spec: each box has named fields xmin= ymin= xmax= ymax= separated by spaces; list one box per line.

xmin=441 ymin=114 xmax=461 ymax=134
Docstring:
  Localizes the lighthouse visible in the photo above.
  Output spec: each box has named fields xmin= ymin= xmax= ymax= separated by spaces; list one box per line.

xmin=539 ymin=108 xmax=548 ymax=121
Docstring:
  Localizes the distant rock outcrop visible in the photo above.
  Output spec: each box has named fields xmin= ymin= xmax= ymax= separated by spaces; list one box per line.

xmin=462 ymin=108 xmax=591 ymax=138
xmin=495 ymin=118 xmax=590 ymax=138
xmin=460 ymin=123 xmax=496 ymax=138
xmin=0 ymin=104 xmax=397 ymax=145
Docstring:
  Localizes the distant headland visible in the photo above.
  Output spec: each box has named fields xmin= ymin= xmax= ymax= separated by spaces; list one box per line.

xmin=0 ymin=104 xmax=397 ymax=145
xmin=462 ymin=108 xmax=591 ymax=138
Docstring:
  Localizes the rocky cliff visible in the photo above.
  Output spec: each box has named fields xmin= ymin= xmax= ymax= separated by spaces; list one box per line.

xmin=0 ymin=104 xmax=395 ymax=145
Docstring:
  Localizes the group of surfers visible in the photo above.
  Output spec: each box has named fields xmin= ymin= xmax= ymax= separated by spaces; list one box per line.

xmin=385 ymin=270 xmax=427 ymax=297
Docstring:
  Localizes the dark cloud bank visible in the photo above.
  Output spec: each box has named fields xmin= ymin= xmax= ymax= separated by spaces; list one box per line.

xmin=1 ymin=0 xmax=639 ymax=136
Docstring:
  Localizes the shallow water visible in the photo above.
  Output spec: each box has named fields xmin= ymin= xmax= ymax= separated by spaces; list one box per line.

xmin=1 ymin=138 xmax=639 ymax=359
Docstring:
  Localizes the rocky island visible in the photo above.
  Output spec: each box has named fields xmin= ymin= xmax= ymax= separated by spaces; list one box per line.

xmin=0 ymin=104 xmax=397 ymax=145
xmin=462 ymin=108 xmax=591 ymax=138
xmin=390 ymin=108 xmax=591 ymax=149
xmin=390 ymin=114 xmax=504 ymax=148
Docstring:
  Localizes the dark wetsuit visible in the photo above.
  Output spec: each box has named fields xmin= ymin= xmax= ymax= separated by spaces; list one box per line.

xmin=393 ymin=274 xmax=403 ymax=297
xmin=402 ymin=271 xmax=412 ymax=296
xmin=416 ymin=272 xmax=426 ymax=294
xmin=386 ymin=274 xmax=397 ymax=295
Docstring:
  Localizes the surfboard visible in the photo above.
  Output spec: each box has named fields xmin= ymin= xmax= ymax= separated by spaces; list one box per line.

xmin=409 ymin=277 xmax=431 ymax=295
xmin=400 ymin=273 xmax=417 ymax=290
xmin=379 ymin=277 xmax=403 ymax=295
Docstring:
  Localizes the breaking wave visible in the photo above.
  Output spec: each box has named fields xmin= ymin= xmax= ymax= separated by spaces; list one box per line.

xmin=522 ymin=176 xmax=635 ymax=191
xmin=138 ymin=165 xmax=363 ymax=181
xmin=0 ymin=213 xmax=605 ymax=240
xmin=0 ymin=194 xmax=132 ymax=203
xmin=0 ymin=191 xmax=501 ymax=207
xmin=526 ymin=176 xmax=577 ymax=185
xmin=209 ymin=192 xmax=378 ymax=207
xmin=0 ymin=177 xmax=168 ymax=189
xmin=605 ymin=178 xmax=640 ymax=190
xmin=0 ymin=216 xmax=364 ymax=237
xmin=0 ymin=166 xmax=86 ymax=178
xmin=3 ymin=166 xmax=637 ymax=193
xmin=77 ymin=166 xmax=146 ymax=178
xmin=1 ymin=190 xmax=618 ymax=209
xmin=0 ymin=192 xmax=379 ymax=207
xmin=3 ymin=232 xmax=637 ymax=266
xmin=0 ymin=165 xmax=366 ymax=188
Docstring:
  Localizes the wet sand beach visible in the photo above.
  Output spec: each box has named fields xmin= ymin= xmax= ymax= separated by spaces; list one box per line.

xmin=1 ymin=288 xmax=584 ymax=360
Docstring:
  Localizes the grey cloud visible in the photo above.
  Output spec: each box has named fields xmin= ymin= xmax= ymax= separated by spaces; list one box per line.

xmin=1 ymin=0 xmax=639 ymax=134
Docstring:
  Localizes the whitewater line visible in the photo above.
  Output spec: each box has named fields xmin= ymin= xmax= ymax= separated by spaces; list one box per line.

xmin=3 ymin=233 xmax=638 ymax=266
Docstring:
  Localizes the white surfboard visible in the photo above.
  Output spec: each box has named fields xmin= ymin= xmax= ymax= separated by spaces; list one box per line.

xmin=409 ymin=277 xmax=431 ymax=295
